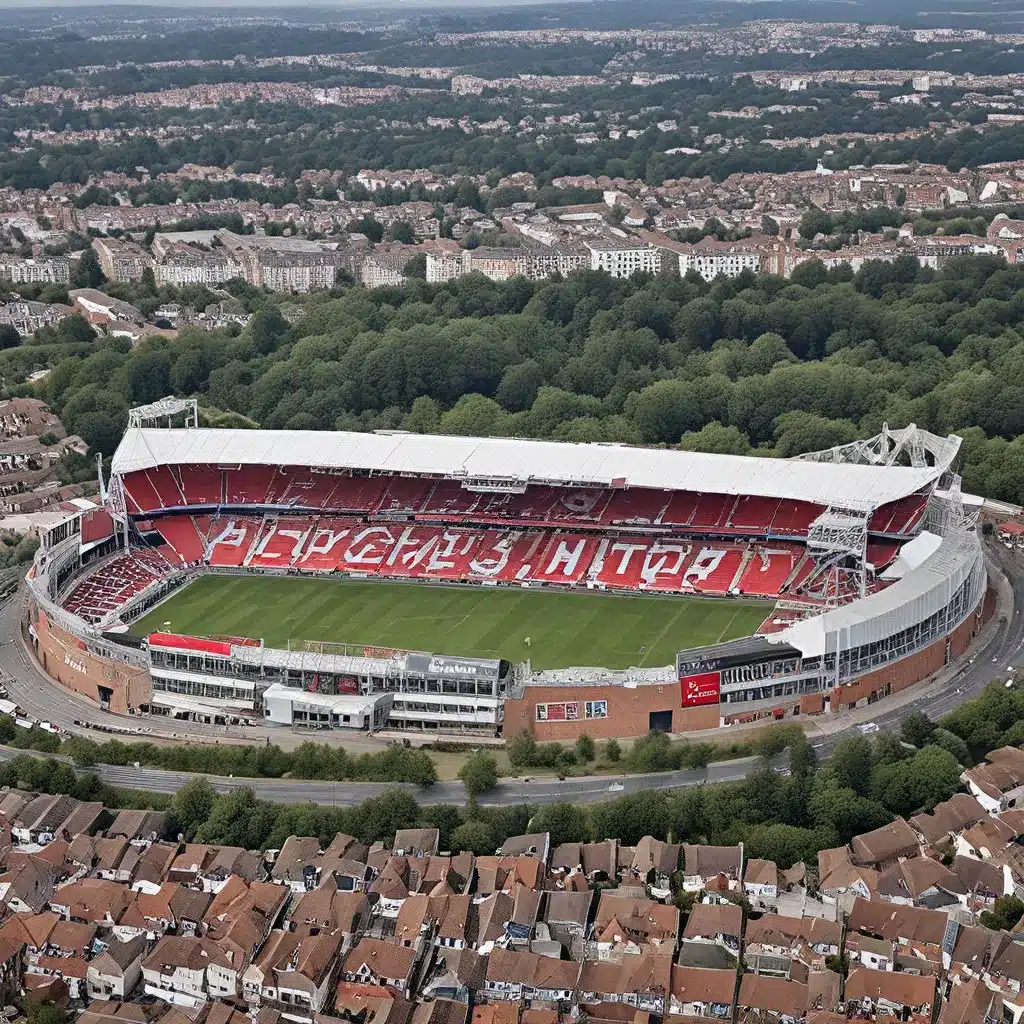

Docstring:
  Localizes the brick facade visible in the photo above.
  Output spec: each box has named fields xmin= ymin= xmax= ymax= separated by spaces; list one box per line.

xmin=30 ymin=608 xmax=151 ymax=714
xmin=509 ymin=590 xmax=991 ymax=740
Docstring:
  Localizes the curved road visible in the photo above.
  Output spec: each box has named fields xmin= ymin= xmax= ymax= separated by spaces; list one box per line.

xmin=0 ymin=545 xmax=1020 ymax=808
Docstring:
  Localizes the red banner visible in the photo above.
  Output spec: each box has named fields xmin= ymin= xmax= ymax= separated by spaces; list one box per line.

xmin=680 ymin=670 xmax=721 ymax=707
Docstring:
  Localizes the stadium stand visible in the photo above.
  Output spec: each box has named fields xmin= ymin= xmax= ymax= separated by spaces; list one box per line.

xmin=63 ymin=550 xmax=169 ymax=623
xmin=736 ymin=546 xmax=797 ymax=597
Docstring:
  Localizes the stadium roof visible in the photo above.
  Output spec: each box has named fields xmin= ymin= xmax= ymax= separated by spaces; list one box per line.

xmin=111 ymin=427 xmax=946 ymax=510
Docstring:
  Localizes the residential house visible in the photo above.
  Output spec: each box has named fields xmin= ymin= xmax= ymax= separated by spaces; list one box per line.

xmin=669 ymin=964 xmax=737 ymax=1019
xmin=498 ymin=834 xmax=550 ymax=863
xmin=952 ymin=856 xmax=1009 ymax=911
xmin=86 ymin=936 xmax=146 ymax=1001
xmin=541 ymin=889 xmax=592 ymax=951
xmin=578 ymin=953 xmax=673 ymax=1013
xmin=484 ymin=948 xmax=580 ymax=1005
xmin=743 ymin=914 xmax=841 ymax=979
xmin=938 ymin=976 xmax=1002 ymax=1024
xmin=49 ymin=878 xmax=132 ymax=928
xmin=592 ymin=893 xmax=679 ymax=956
xmin=434 ymin=893 xmax=472 ymax=951
xmin=680 ymin=901 xmax=742 ymax=962
xmin=910 ymin=795 xmax=987 ymax=853
xmin=817 ymin=846 xmax=878 ymax=907
xmin=738 ymin=974 xmax=810 ymax=1024
xmin=0 ymin=856 xmax=59 ymax=913
xmin=287 ymin=877 xmax=368 ymax=949
xmin=242 ymin=927 xmax=342 ymax=1015
xmin=341 ymin=937 xmax=418 ymax=998
xmin=104 ymin=809 xmax=168 ymax=846
xmin=876 ymin=856 xmax=968 ymax=909
xmin=845 ymin=897 xmax=946 ymax=973
xmin=272 ymin=837 xmax=322 ymax=893
xmin=844 ymin=967 xmax=935 ymax=1024
xmin=850 ymin=818 xmax=921 ymax=869
xmin=682 ymin=844 xmax=744 ymax=892
xmin=142 ymin=935 xmax=234 ymax=1007
xmin=962 ymin=748 xmax=1024 ymax=813
xmin=627 ymin=836 xmax=682 ymax=895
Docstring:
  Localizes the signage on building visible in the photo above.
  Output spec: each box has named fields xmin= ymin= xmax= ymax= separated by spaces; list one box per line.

xmin=680 ymin=670 xmax=721 ymax=707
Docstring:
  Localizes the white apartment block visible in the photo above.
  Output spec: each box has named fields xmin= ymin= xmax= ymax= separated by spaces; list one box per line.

xmin=584 ymin=241 xmax=661 ymax=278
xmin=0 ymin=256 xmax=70 ymax=284
xmin=678 ymin=247 xmax=761 ymax=281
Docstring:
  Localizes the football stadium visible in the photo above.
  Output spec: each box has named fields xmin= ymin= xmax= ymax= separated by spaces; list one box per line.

xmin=24 ymin=397 xmax=992 ymax=740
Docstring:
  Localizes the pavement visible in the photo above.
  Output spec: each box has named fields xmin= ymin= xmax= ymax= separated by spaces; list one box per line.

xmin=0 ymin=542 xmax=1020 ymax=808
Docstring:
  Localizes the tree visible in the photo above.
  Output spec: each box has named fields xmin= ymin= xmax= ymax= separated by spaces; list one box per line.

xmin=679 ymin=421 xmax=751 ymax=455
xmin=171 ymin=776 xmax=215 ymax=840
xmin=605 ymin=738 xmax=622 ymax=763
xmin=55 ymin=313 xmax=96 ymax=344
xmin=386 ymin=220 xmax=415 ymax=244
xmin=507 ymin=729 xmax=538 ymax=770
xmin=458 ymin=751 xmax=499 ymax=799
xmin=25 ymin=1001 xmax=67 ymax=1024
xmin=529 ymin=801 xmax=589 ymax=844
xmin=249 ymin=305 xmax=292 ymax=355
xmin=980 ymin=894 xmax=1024 ymax=931
xmin=575 ymin=734 xmax=595 ymax=763
xmin=450 ymin=819 xmax=496 ymax=855
xmin=70 ymin=247 xmax=104 ymax=289
xmin=404 ymin=253 xmax=427 ymax=279
xmin=900 ymin=711 xmax=936 ymax=748
xmin=929 ymin=727 xmax=971 ymax=766
xmin=0 ymin=323 xmax=20 ymax=350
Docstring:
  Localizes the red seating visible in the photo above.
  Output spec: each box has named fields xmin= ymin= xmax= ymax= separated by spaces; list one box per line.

xmin=207 ymin=517 xmax=263 ymax=567
xmin=737 ymin=548 xmax=796 ymax=597
xmin=866 ymin=541 xmax=900 ymax=570
xmin=600 ymin=488 xmax=670 ymax=526
xmin=156 ymin=515 xmax=209 ymax=565
xmin=377 ymin=476 xmax=435 ymax=515
xmin=870 ymin=493 xmax=929 ymax=536
xmin=147 ymin=467 xmax=186 ymax=509
xmin=683 ymin=546 xmax=745 ymax=594
xmin=688 ymin=494 xmax=735 ymax=530
xmin=178 ymin=466 xmax=222 ymax=505
xmin=122 ymin=471 xmax=163 ymax=514
xmin=660 ymin=491 xmax=700 ymax=526
xmin=63 ymin=553 xmax=167 ymax=624
xmin=730 ymin=496 xmax=782 ymax=531
xmin=420 ymin=480 xmax=480 ymax=518
xmin=329 ymin=475 xmax=390 ymax=514
xmin=525 ymin=532 xmax=601 ymax=584
xmin=770 ymin=500 xmax=822 ymax=536
xmin=248 ymin=517 xmax=316 ymax=567
xmin=225 ymin=467 xmax=276 ymax=505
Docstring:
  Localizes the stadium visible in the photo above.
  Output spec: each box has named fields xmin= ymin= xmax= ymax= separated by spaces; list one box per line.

xmin=24 ymin=397 xmax=991 ymax=740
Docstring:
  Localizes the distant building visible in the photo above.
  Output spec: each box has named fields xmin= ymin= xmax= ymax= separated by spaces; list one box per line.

xmin=92 ymin=237 xmax=153 ymax=283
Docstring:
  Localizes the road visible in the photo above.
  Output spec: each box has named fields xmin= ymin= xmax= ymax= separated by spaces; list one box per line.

xmin=0 ymin=544 xmax=1020 ymax=808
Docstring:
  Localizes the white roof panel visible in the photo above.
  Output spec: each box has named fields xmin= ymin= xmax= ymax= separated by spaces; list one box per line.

xmin=111 ymin=427 xmax=942 ymax=510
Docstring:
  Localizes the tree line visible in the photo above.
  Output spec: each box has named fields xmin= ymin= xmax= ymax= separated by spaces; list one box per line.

xmin=16 ymin=252 xmax=1024 ymax=507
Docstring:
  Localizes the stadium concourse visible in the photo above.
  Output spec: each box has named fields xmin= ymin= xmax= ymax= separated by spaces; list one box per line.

xmin=24 ymin=399 xmax=990 ymax=742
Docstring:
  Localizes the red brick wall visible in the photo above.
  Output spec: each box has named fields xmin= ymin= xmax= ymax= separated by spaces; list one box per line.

xmin=504 ymin=681 xmax=690 ymax=741
xmin=31 ymin=609 xmax=151 ymax=713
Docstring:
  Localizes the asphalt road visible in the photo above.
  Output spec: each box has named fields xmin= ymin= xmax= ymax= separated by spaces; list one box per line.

xmin=0 ymin=545 xmax=1019 ymax=808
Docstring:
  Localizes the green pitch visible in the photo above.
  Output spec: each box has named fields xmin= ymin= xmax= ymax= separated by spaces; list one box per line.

xmin=134 ymin=575 xmax=769 ymax=669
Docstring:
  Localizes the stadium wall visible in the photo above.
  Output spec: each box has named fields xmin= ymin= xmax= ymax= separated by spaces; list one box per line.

xmin=29 ymin=607 xmax=151 ymax=714
xmin=509 ymin=586 xmax=991 ymax=742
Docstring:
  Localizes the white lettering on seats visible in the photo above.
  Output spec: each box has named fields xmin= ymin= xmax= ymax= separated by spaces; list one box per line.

xmin=682 ymin=548 xmax=727 ymax=587
xmin=298 ymin=526 xmax=353 ymax=564
xmin=543 ymin=538 xmax=586 ymax=578
xmin=344 ymin=526 xmax=396 ymax=566
xmin=469 ymin=534 xmax=514 ymax=577
xmin=608 ymin=541 xmax=647 ymax=576
xmin=641 ymin=543 xmax=691 ymax=585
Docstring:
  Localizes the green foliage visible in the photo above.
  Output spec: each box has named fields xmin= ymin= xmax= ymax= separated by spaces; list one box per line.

xmin=0 ymin=324 xmax=20 ymax=350
xmin=605 ymin=738 xmax=621 ymax=763
xmin=528 ymin=802 xmax=589 ymax=845
xmin=450 ymin=819 xmax=496 ymax=855
xmin=458 ymin=750 xmax=499 ymax=798
xmin=12 ymin=254 xmax=1024 ymax=504
xmin=69 ymin=248 xmax=104 ymax=289
xmin=980 ymin=894 xmax=1024 ymax=931
xmin=900 ymin=711 xmax=936 ymax=748
xmin=575 ymin=734 xmax=595 ymax=762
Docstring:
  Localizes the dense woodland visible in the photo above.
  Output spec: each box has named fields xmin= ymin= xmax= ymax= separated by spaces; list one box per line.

xmin=18 ymin=252 xmax=1024 ymax=507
